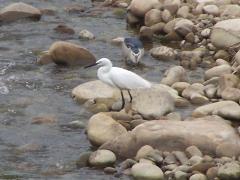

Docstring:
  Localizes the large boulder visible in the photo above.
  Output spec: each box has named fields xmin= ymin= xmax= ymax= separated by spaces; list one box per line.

xmin=87 ymin=112 xmax=127 ymax=146
xmin=131 ymin=87 xmax=175 ymax=119
xmin=192 ymin=100 xmax=239 ymax=117
xmin=0 ymin=2 xmax=41 ymax=23
xmin=100 ymin=115 xmax=240 ymax=158
xmin=211 ymin=19 xmax=240 ymax=49
xmin=72 ymin=80 xmax=119 ymax=104
xmin=72 ymin=81 xmax=177 ymax=118
xmin=128 ymin=0 xmax=160 ymax=17
xmin=38 ymin=41 xmax=96 ymax=66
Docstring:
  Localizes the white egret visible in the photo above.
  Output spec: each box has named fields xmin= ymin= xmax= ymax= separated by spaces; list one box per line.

xmin=85 ymin=58 xmax=151 ymax=109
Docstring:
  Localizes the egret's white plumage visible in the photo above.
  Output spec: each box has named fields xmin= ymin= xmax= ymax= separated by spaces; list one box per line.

xmin=85 ymin=58 xmax=151 ymax=109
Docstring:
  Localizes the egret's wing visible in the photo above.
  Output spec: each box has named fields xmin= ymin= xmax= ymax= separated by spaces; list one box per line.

xmin=110 ymin=67 xmax=151 ymax=89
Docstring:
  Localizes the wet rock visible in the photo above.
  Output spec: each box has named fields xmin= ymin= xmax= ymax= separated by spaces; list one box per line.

xmin=216 ymin=142 xmax=240 ymax=157
xmin=150 ymin=22 xmax=165 ymax=34
xmin=104 ymin=167 xmax=117 ymax=174
xmin=41 ymin=41 xmax=96 ymax=66
xmin=128 ymin=0 xmax=160 ymax=17
xmin=161 ymin=9 xmax=172 ymax=23
xmin=72 ymin=80 xmax=119 ymax=104
xmin=171 ymin=82 xmax=190 ymax=95
xmin=89 ymin=149 xmax=116 ymax=167
xmin=150 ymin=46 xmax=176 ymax=61
xmin=144 ymin=9 xmax=162 ymax=27
xmin=189 ymin=173 xmax=207 ymax=180
xmin=206 ymin=166 xmax=218 ymax=180
xmin=217 ymin=162 xmax=240 ymax=180
xmin=31 ymin=115 xmax=57 ymax=124
xmin=37 ymin=51 xmax=53 ymax=65
xmin=131 ymin=87 xmax=175 ymax=119
xmin=87 ymin=112 xmax=127 ymax=146
xmin=139 ymin=26 xmax=153 ymax=40
xmin=135 ymin=145 xmax=154 ymax=161
xmin=131 ymin=163 xmax=164 ymax=180
xmin=76 ymin=151 xmax=91 ymax=168
xmin=126 ymin=12 xmax=140 ymax=25
xmin=64 ymin=4 xmax=85 ymax=14
xmin=79 ymin=29 xmax=95 ymax=40
xmin=0 ymin=2 xmax=41 ymax=23
xmin=192 ymin=101 xmax=239 ymax=117
xmin=214 ymin=105 xmax=240 ymax=121
xmin=100 ymin=116 xmax=240 ymax=158
xmin=161 ymin=66 xmax=188 ymax=86
xmin=203 ymin=5 xmax=219 ymax=16
xmin=204 ymin=64 xmax=232 ymax=80
xmin=16 ymin=143 xmax=42 ymax=153
xmin=174 ymin=19 xmax=195 ymax=37
xmin=54 ymin=24 xmax=75 ymax=34
xmin=211 ymin=19 xmax=240 ymax=49
xmin=186 ymin=146 xmax=203 ymax=158
xmin=177 ymin=6 xmax=190 ymax=18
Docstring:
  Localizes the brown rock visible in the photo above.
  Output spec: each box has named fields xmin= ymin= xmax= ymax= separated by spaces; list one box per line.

xmin=54 ymin=24 xmax=75 ymax=34
xmin=31 ymin=115 xmax=57 ymax=124
xmin=0 ymin=2 xmax=41 ymax=23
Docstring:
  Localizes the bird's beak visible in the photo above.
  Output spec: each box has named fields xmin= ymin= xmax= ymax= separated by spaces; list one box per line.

xmin=84 ymin=62 xmax=98 ymax=69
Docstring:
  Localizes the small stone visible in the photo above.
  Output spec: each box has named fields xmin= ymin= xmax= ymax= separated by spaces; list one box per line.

xmin=119 ymin=159 xmax=137 ymax=171
xmin=185 ymin=146 xmax=203 ymax=158
xmin=150 ymin=46 xmax=176 ymax=61
xmin=150 ymin=22 xmax=165 ymax=35
xmin=189 ymin=173 xmax=207 ymax=180
xmin=206 ymin=166 xmax=218 ymax=180
xmin=76 ymin=151 xmax=91 ymax=168
xmin=16 ymin=143 xmax=42 ymax=153
xmin=131 ymin=163 xmax=164 ymax=180
xmin=104 ymin=167 xmax=117 ymax=174
xmin=88 ymin=150 xmax=116 ymax=167
xmin=164 ymin=153 xmax=178 ymax=165
xmin=79 ymin=29 xmax=95 ymax=40
xmin=161 ymin=9 xmax=172 ymax=23
xmin=144 ymin=9 xmax=162 ymax=27
xmin=201 ymin=28 xmax=211 ymax=38
xmin=54 ymin=24 xmax=75 ymax=34
xmin=187 ymin=156 xmax=203 ymax=166
xmin=174 ymin=171 xmax=188 ymax=180
xmin=136 ymin=145 xmax=154 ymax=161
xmin=173 ymin=151 xmax=189 ymax=165
xmin=217 ymin=162 xmax=240 ymax=180
xmin=139 ymin=158 xmax=155 ymax=165
xmin=31 ymin=115 xmax=57 ymax=124
xmin=139 ymin=26 xmax=153 ymax=40
xmin=177 ymin=6 xmax=189 ymax=18
xmin=171 ymin=82 xmax=190 ymax=95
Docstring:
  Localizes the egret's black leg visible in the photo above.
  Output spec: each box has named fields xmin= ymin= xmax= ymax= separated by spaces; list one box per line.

xmin=127 ymin=90 xmax=132 ymax=103
xmin=120 ymin=90 xmax=125 ymax=109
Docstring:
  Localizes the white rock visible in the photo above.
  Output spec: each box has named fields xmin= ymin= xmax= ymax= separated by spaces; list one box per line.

xmin=131 ymin=163 xmax=164 ymax=180
xmin=79 ymin=29 xmax=95 ymax=40
xmin=89 ymin=149 xmax=116 ymax=167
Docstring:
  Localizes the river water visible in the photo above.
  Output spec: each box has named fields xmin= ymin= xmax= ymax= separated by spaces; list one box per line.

xmin=0 ymin=0 xmax=204 ymax=179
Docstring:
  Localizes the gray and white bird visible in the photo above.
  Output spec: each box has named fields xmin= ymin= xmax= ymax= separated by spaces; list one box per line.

xmin=85 ymin=58 xmax=151 ymax=109
xmin=121 ymin=37 xmax=144 ymax=64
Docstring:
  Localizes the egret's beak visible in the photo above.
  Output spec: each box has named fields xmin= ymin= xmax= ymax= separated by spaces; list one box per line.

xmin=84 ymin=62 xmax=98 ymax=69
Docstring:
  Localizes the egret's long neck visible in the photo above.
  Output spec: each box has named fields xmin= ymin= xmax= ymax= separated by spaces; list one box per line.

xmin=97 ymin=62 xmax=112 ymax=79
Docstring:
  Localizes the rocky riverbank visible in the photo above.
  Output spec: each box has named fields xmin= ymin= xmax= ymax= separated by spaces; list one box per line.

xmin=72 ymin=0 xmax=240 ymax=179
xmin=1 ymin=0 xmax=240 ymax=179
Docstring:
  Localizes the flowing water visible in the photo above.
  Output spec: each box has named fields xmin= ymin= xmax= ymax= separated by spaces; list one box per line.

xmin=0 ymin=0 xmax=204 ymax=179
